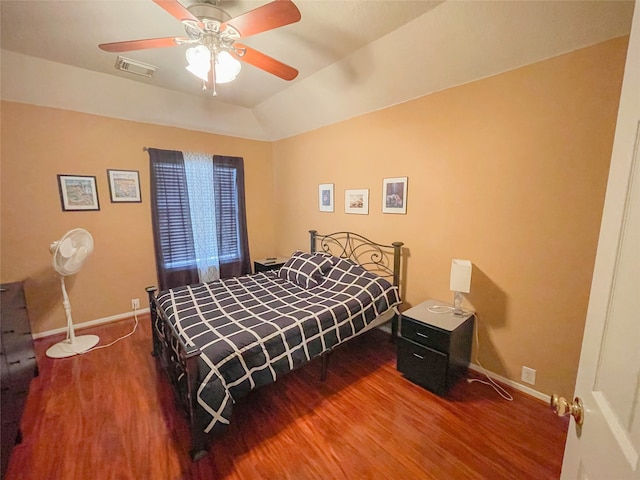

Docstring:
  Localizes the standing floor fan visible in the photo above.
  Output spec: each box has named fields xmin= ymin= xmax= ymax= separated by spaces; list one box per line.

xmin=46 ymin=228 xmax=99 ymax=359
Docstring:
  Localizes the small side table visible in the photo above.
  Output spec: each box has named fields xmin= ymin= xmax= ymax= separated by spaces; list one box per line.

xmin=397 ymin=299 xmax=474 ymax=395
xmin=254 ymin=257 xmax=288 ymax=273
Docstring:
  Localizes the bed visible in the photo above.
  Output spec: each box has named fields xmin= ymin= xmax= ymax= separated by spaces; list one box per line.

xmin=145 ymin=230 xmax=404 ymax=460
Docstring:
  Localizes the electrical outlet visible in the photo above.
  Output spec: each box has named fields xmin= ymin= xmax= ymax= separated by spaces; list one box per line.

xmin=521 ymin=366 xmax=536 ymax=385
xmin=131 ymin=298 xmax=140 ymax=310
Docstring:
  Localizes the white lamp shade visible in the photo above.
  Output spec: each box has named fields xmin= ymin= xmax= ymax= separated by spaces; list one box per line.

xmin=186 ymin=63 xmax=209 ymax=82
xmin=215 ymin=51 xmax=241 ymax=84
xmin=450 ymin=259 xmax=472 ymax=293
xmin=186 ymin=45 xmax=210 ymax=66
xmin=186 ymin=45 xmax=210 ymax=81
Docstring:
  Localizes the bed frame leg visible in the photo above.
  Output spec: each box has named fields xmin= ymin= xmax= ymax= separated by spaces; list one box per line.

xmin=145 ymin=286 xmax=159 ymax=357
xmin=190 ymin=446 xmax=208 ymax=462
xmin=391 ymin=314 xmax=399 ymax=343
xmin=189 ymin=398 xmax=208 ymax=461
xmin=190 ymin=450 xmax=209 ymax=462
xmin=320 ymin=351 xmax=331 ymax=381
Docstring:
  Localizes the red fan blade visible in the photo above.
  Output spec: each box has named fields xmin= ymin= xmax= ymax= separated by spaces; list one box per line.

xmin=233 ymin=44 xmax=298 ymax=81
xmin=222 ymin=0 xmax=301 ymax=38
xmin=152 ymin=0 xmax=204 ymax=28
xmin=99 ymin=37 xmax=187 ymax=52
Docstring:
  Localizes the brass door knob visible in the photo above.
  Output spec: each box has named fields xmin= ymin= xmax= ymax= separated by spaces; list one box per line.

xmin=550 ymin=394 xmax=584 ymax=425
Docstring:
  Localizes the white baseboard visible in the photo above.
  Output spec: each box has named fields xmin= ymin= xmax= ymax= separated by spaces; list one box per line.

xmin=32 ymin=308 xmax=150 ymax=340
xmin=468 ymin=363 xmax=550 ymax=402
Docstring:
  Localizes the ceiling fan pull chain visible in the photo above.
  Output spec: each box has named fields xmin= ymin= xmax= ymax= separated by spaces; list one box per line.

xmin=211 ymin=51 xmax=217 ymax=96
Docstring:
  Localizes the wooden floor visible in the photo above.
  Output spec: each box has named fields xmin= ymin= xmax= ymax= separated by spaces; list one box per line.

xmin=6 ymin=315 xmax=568 ymax=480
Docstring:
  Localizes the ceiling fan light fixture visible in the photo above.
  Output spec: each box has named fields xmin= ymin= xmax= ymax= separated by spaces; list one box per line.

xmin=215 ymin=51 xmax=241 ymax=84
xmin=185 ymin=46 xmax=241 ymax=85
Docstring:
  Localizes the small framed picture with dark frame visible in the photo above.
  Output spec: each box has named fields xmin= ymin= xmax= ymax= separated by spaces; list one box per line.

xmin=57 ymin=174 xmax=100 ymax=211
xmin=318 ymin=183 xmax=334 ymax=212
xmin=107 ymin=169 xmax=141 ymax=203
xmin=382 ymin=177 xmax=408 ymax=214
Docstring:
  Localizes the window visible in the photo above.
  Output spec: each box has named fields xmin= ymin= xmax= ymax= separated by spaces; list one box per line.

xmin=148 ymin=148 xmax=251 ymax=290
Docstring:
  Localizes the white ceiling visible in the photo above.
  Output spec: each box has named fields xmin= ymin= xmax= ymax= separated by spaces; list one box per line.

xmin=0 ymin=1 xmax=635 ymax=141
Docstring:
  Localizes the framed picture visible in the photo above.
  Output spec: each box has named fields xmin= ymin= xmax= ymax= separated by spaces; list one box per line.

xmin=345 ymin=189 xmax=369 ymax=215
xmin=107 ymin=169 xmax=141 ymax=203
xmin=318 ymin=183 xmax=334 ymax=212
xmin=57 ymin=175 xmax=100 ymax=211
xmin=382 ymin=177 xmax=408 ymax=214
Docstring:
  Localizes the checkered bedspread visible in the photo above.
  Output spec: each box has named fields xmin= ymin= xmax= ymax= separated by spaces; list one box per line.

xmin=156 ymin=258 xmax=400 ymax=434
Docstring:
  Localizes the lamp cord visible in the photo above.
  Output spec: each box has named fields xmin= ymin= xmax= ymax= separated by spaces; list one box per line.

xmin=426 ymin=304 xmax=513 ymax=401
xmin=82 ymin=307 xmax=139 ymax=354
xmin=466 ymin=312 xmax=513 ymax=401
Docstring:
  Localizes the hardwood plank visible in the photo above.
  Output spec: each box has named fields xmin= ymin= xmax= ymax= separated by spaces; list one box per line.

xmin=5 ymin=316 xmax=568 ymax=480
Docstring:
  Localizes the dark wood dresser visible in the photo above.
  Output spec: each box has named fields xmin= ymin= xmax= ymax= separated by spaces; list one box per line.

xmin=1 ymin=282 xmax=38 ymax=479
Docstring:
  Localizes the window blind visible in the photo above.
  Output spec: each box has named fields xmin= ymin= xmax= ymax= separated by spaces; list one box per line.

xmin=214 ymin=164 xmax=241 ymax=262
xmin=151 ymin=157 xmax=197 ymax=270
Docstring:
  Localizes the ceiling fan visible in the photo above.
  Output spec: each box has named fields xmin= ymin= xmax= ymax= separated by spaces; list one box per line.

xmin=99 ymin=0 xmax=301 ymax=95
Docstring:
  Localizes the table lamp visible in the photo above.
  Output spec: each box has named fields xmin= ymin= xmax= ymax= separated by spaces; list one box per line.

xmin=450 ymin=259 xmax=472 ymax=316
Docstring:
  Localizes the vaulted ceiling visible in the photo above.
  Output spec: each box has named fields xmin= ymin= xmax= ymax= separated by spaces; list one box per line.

xmin=1 ymin=1 xmax=634 ymax=141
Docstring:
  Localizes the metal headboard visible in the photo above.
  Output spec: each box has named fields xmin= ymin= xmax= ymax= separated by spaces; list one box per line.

xmin=309 ymin=230 xmax=404 ymax=287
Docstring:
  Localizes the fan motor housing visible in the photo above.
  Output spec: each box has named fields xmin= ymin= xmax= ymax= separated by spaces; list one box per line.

xmin=185 ymin=2 xmax=240 ymax=43
xmin=187 ymin=3 xmax=231 ymax=23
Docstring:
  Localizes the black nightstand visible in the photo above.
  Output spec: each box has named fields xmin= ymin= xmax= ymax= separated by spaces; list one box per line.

xmin=397 ymin=299 xmax=474 ymax=395
xmin=254 ymin=257 xmax=288 ymax=273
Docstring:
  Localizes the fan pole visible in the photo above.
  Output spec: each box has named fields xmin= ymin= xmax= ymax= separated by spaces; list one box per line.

xmin=45 ymin=276 xmax=100 ymax=359
xmin=61 ymin=276 xmax=75 ymax=343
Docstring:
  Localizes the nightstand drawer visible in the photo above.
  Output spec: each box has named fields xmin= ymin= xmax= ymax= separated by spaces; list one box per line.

xmin=397 ymin=338 xmax=448 ymax=394
xmin=402 ymin=317 xmax=450 ymax=353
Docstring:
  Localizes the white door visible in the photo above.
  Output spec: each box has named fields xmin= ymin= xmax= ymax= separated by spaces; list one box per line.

xmin=559 ymin=2 xmax=640 ymax=479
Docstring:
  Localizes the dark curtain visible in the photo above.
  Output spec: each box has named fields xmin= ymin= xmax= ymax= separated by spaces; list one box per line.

xmin=214 ymin=155 xmax=251 ymax=278
xmin=148 ymin=148 xmax=199 ymax=290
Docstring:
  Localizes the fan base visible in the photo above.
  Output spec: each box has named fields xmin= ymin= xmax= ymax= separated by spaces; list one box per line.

xmin=46 ymin=335 xmax=100 ymax=359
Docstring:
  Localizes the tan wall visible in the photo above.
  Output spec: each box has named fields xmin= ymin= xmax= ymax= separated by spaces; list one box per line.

xmin=272 ymin=37 xmax=628 ymax=398
xmin=0 ymin=103 xmax=275 ymax=334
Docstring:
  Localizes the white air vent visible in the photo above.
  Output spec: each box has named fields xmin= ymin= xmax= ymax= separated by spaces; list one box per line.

xmin=115 ymin=56 xmax=157 ymax=78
